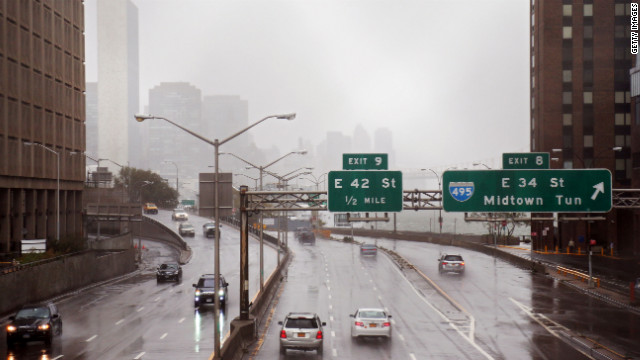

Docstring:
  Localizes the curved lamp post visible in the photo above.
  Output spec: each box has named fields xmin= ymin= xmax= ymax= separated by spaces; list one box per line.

xmin=24 ymin=142 xmax=59 ymax=241
xmin=134 ymin=112 xmax=295 ymax=359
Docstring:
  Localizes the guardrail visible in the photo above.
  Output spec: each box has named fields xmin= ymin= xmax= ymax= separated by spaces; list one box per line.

xmin=557 ymin=266 xmax=600 ymax=287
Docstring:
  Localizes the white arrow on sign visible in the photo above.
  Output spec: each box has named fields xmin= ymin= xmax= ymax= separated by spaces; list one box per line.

xmin=591 ymin=182 xmax=604 ymax=200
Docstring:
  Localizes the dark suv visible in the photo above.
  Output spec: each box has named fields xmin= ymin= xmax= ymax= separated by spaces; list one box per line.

xmin=6 ymin=303 xmax=62 ymax=347
xmin=298 ymin=230 xmax=316 ymax=245
xmin=193 ymin=274 xmax=229 ymax=308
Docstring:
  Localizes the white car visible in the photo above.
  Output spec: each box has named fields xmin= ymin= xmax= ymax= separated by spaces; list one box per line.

xmin=171 ymin=209 xmax=188 ymax=221
xmin=350 ymin=308 xmax=391 ymax=340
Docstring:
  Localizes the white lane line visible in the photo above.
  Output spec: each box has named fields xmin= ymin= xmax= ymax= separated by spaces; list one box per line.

xmin=373 ymin=286 xmax=377 ymax=291
xmin=369 ymin=279 xmax=373 ymax=283
xmin=385 ymin=254 xmax=493 ymax=360
xmin=330 ymin=316 xmax=334 ymax=322
xmin=137 ymin=306 xmax=144 ymax=312
xmin=378 ymin=295 xmax=382 ymax=301
xmin=398 ymin=333 xmax=405 ymax=342
xmin=331 ymin=331 xmax=336 ymax=337
xmin=154 ymin=296 xmax=160 ymax=302
xmin=327 ymin=286 xmax=331 ymax=292
xmin=86 ymin=335 xmax=98 ymax=342
xmin=329 ymin=305 xmax=333 ymax=310
xmin=178 ymin=317 xmax=186 ymax=323
xmin=409 ymin=354 xmax=417 ymax=360
xmin=52 ymin=356 xmax=64 ymax=360
xmin=391 ymin=318 xmax=396 ymax=325
xmin=328 ymin=294 xmax=332 ymax=300
xmin=115 ymin=319 xmax=125 ymax=325
xmin=160 ymin=333 xmax=168 ymax=340
xmin=133 ymin=352 xmax=145 ymax=359
xmin=332 ymin=348 xmax=338 ymax=357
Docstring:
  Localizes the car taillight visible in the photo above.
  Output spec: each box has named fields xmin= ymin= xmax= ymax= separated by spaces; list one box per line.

xmin=355 ymin=321 xmax=364 ymax=327
xmin=316 ymin=330 xmax=323 ymax=339
xmin=280 ymin=330 xmax=287 ymax=339
xmin=442 ymin=261 xmax=448 ymax=265
xmin=383 ymin=322 xmax=391 ymax=327
xmin=461 ymin=262 xmax=465 ymax=266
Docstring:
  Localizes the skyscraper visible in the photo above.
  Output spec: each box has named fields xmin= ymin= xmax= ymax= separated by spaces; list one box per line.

xmin=96 ymin=0 xmax=139 ymax=167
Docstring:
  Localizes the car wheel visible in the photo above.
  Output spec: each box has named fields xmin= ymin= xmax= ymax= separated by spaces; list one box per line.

xmin=194 ymin=301 xmax=199 ymax=307
xmin=280 ymin=345 xmax=286 ymax=355
xmin=317 ymin=345 xmax=323 ymax=354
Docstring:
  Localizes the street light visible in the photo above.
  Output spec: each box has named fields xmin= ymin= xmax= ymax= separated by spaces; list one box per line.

xmin=164 ymin=161 xmax=179 ymax=192
xmin=24 ymin=142 xmax=59 ymax=241
xmin=472 ymin=162 xmax=491 ymax=169
xmin=422 ymin=168 xmax=443 ymax=233
xmin=134 ymin=112 xmax=295 ymax=359
xmin=234 ymin=173 xmax=259 ymax=190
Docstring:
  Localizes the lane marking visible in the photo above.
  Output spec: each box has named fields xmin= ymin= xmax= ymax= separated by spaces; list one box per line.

xmin=410 ymin=354 xmax=417 ymax=360
xmin=178 ymin=317 xmax=185 ymax=323
xmin=398 ymin=333 xmax=405 ymax=342
xmin=154 ymin=296 xmax=160 ymax=302
xmin=133 ymin=352 xmax=145 ymax=359
xmin=328 ymin=294 xmax=332 ymax=300
xmin=115 ymin=319 xmax=125 ymax=325
xmin=332 ymin=348 xmax=337 ymax=357
xmin=329 ymin=305 xmax=333 ymax=310
xmin=137 ymin=306 xmax=144 ymax=312
xmin=391 ymin=318 xmax=396 ymax=325
xmin=52 ymin=356 xmax=64 ymax=360
xmin=331 ymin=331 xmax=336 ymax=337
xmin=378 ymin=295 xmax=382 ymax=301
xmin=327 ymin=286 xmax=331 ymax=292
xmin=330 ymin=316 xmax=334 ymax=322
xmin=385 ymin=253 xmax=493 ymax=360
xmin=160 ymin=333 xmax=168 ymax=340
xmin=86 ymin=335 xmax=98 ymax=342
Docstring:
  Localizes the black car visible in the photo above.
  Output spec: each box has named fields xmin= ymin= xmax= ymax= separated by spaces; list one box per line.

xmin=6 ymin=303 xmax=62 ymax=347
xmin=156 ymin=263 xmax=182 ymax=282
xmin=298 ymin=230 xmax=316 ymax=245
xmin=193 ymin=274 xmax=228 ymax=308
xmin=202 ymin=222 xmax=221 ymax=238
xmin=178 ymin=222 xmax=195 ymax=237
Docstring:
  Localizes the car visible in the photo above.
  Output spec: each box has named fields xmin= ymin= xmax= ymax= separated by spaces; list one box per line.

xmin=278 ymin=312 xmax=326 ymax=355
xmin=6 ymin=303 xmax=62 ymax=347
xmin=202 ymin=222 xmax=221 ymax=238
xmin=438 ymin=253 xmax=465 ymax=274
xmin=193 ymin=274 xmax=228 ymax=308
xmin=143 ymin=202 xmax=158 ymax=214
xmin=171 ymin=209 xmax=189 ymax=221
xmin=178 ymin=222 xmax=195 ymax=237
xmin=298 ymin=230 xmax=316 ymax=245
xmin=350 ymin=308 xmax=392 ymax=340
xmin=156 ymin=263 xmax=182 ymax=282
xmin=360 ymin=243 xmax=377 ymax=256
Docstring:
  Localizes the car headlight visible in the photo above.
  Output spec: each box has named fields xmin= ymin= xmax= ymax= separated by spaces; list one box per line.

xmin=6 ymin=325 xmax=17 ymax=332
xmin=195 ymin=290 xmax=201 ymax=296
xmin=218 ymin=290 xmax=225 ymax=296
xmin=38 ymin=323 xmax=50 ymax=331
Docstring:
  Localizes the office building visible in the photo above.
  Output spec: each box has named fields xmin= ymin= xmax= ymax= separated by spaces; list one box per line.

xmin=0 ymin=0 xmax=86 ymax=251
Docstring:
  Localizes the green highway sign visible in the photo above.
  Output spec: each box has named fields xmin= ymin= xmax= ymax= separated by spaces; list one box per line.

xmin=328 ymin=170 xmax=402 ymax=212
xmin=181 ymin=199 xmax=196 ymax=206
xmin=502 ymin=152 xmax=550 ymax=169
xmin=442 ymin=169 xmax=612 ymax=213
xmin=343 ymin=153 xmax=388 ymax=170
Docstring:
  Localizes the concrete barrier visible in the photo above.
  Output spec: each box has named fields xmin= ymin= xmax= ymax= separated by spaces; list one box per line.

xmin=0 ymin=248 xmax=136 ymax=317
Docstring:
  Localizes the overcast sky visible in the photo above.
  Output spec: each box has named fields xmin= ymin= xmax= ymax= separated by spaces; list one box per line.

xmin=85 ymin=0 xmax=530 ymax=171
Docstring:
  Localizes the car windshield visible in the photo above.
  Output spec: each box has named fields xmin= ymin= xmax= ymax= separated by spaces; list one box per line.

xmin=16 ymin=307 xmax=50 ymax=319
xmin=285 ymin=318 xmax=318 ymax=329
xmin=160 ymin=264 xmax=178 ymax=270
xmin=181 ymin=224 xmax=193 ymax=229
xmin=198 ymin=278 xmax=225 ymax=287
xmin=358 ymin=310 xmax=386 ymax=318
xmin=444 ymin=255 xmax=463 ymax=261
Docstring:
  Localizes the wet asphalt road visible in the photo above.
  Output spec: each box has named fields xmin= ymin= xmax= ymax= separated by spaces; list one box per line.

xmin=1 ymin=210 xmax=278 ymax=360
xmin=250 ymin=236 xmax=640 ymax=360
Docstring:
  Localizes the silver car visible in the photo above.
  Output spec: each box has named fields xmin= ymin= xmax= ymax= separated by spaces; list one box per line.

xmin=438 ymin=253 xmax=465 ymax=274
xmin=171 ymin=209 xmax=189 ymax=221
xmin=350 ymin=308 xmax=392 ymax=340
xmin=278 ymin=312 xmax=326 ymax=355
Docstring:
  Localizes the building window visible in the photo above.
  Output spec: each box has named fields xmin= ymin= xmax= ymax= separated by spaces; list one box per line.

xmin=563 ymin=160 xmax=573 ymax=169
xmin=583 ymin=4 xmax=593 ymax=16
xmin=531 ymin=55 xmax=535 ymax=67
xmin=563 ymin=26 xmax=572 ymax=39
xmin=584 ymin=135 xmax=593 ymax=148
xmin=563 ymin=92 xmax=572 ymax=104
xmin=563 ymin=70 xmax=572 ymax=82
xmin=584 ymin=69 xmax=593 ymax=84
xmin=616 ymin=159 xmax=626 ymax=171
xmin=615 ymin=92 xmax=625 ymax=103
xmin=531 ymin=97 xmax=535 ymax=109
xmin=584 ymin=47 xmax=593 ymax=61
xmin=531 ymin=76 xmax=535 ymax=88
xmin=563 ymin=4 xmax=572 ymax=16
xmin=584 ymin=26 xmax=593 ymax=39
xmin=615 ymin=4 xmax=625 ymax=16
xmin=626 ymin=92 xmax=631 ymax=103
xmin=563 ymin=113 xmax=573 ymax=125
xmin=615 ymin=25 xmax=626 ymax=38
xmin=583 ymin=92 xmax=593 ymax=104
xmin=531 ymin=14 xmax=535 ymax=26
xmin=615 ymin=135 xmax=625 ymax=147
xmin=615 ymin=113 xmax=625 ymax=125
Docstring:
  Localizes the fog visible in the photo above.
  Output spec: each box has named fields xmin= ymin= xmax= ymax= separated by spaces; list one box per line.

xmin=85 ymin=0 xmax=530 ymax=173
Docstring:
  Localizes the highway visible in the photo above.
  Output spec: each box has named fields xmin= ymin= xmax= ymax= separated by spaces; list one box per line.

xmin=1 ymin=210 xmax=278 ymax=360
xmin=250 ymin=235 xmax=640 ymax=359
